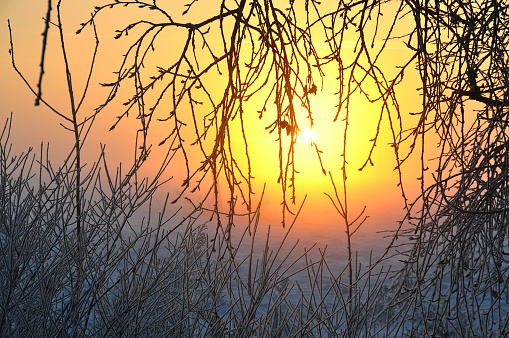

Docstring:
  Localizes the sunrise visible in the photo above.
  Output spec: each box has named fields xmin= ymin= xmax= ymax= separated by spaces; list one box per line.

xmin=297 ymin=128 xmax=317 ymax=143
xmin=1 ymin=0 xmax=508 ymax=336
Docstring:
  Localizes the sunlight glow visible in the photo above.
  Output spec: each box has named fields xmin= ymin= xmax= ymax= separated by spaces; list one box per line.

xmin=297 ymin=128 xmax=318 ymax=143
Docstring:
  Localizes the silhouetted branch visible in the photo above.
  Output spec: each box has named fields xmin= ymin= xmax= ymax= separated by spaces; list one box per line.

xmin=35 ymin=0 xmax=52 ymax=106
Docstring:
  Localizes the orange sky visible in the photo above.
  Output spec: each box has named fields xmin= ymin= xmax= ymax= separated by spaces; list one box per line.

xmin=0 ymin=1 xmax=428 ymax=235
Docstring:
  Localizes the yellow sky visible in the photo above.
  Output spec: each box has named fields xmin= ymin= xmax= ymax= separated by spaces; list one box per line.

xmin=0 ymin=1 xmax=428 ymax=232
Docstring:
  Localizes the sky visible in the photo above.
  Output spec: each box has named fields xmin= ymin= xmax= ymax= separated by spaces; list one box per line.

xmin=0 ymin=1 xmax=428 ymax=237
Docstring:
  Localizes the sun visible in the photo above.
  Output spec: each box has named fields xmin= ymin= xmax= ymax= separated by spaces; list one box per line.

xmin=297 ymin=128 xmax=318 ymax=143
